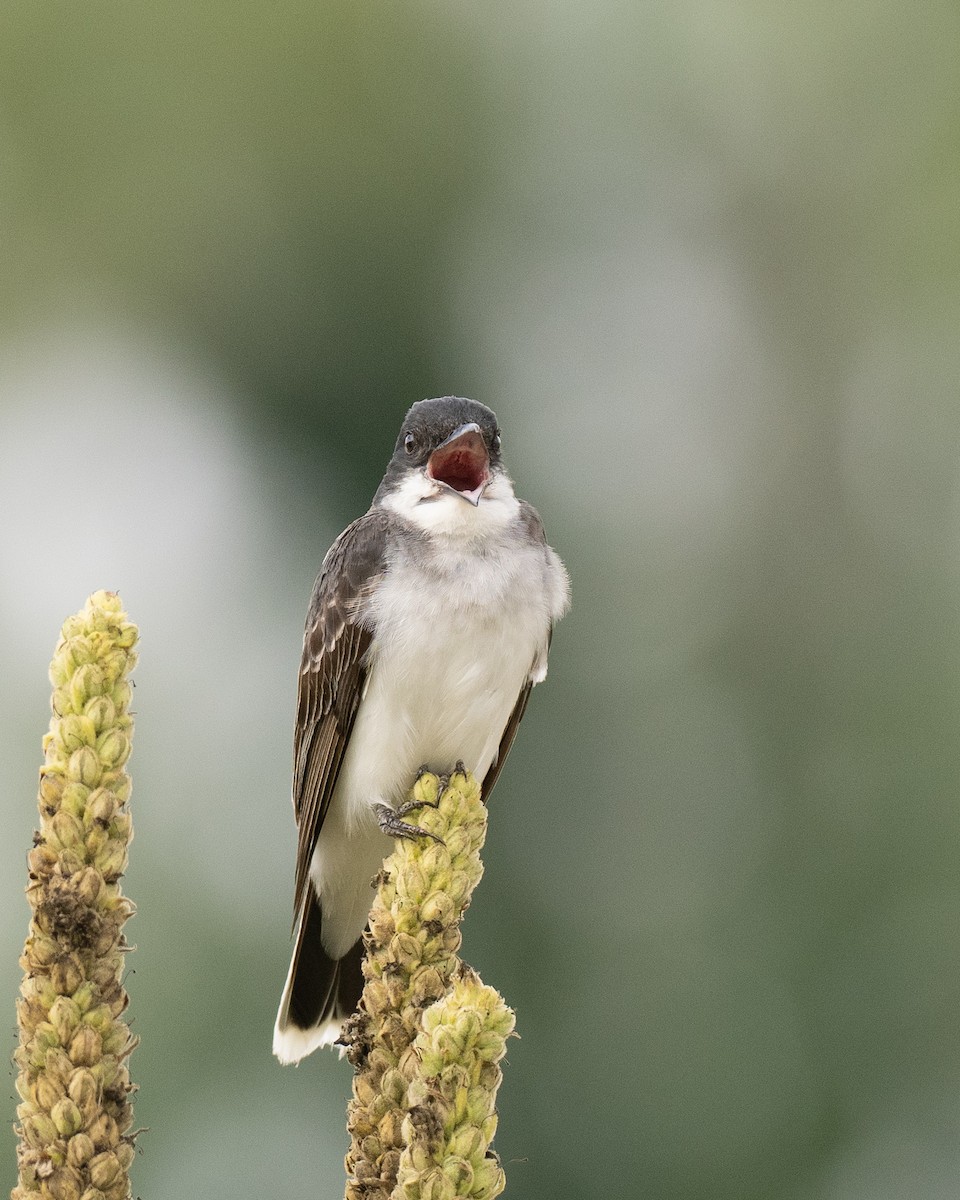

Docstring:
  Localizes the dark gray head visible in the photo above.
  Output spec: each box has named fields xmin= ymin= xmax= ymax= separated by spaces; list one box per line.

xmin=375 ymin=396 xmax=504 ymax=507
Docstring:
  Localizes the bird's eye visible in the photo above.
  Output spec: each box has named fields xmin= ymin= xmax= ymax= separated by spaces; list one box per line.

xmin=404 ymin=433 xmax=416 ymax=454
xmin=492 ymin=431 xmax=501 ymax=453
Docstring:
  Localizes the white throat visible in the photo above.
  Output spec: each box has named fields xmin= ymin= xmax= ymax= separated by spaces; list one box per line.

xmin=380 ymin=468 xmax=520 ymax=537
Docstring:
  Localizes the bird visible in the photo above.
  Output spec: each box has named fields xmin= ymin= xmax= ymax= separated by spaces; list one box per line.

xmin=273 ymin=395 xmax=570 ymax=1064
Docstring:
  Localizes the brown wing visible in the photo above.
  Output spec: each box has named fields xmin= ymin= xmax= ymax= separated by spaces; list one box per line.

xmin=291 ymin=509 xmax=392 ymax=919
xmin=482 ymin=501 xmax=555 ymax=802
xmin=481 ymin=680 xmax=533 ymax=803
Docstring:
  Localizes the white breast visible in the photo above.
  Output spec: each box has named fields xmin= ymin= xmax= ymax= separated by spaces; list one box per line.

xmin=347 ymin=516 xmax=553 ymax=804
xmin=309 ymin=472 xmax=568 ymax=957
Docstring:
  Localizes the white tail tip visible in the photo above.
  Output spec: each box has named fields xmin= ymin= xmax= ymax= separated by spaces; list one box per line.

xmin=272 ymin=1015 xmax=345 ymax=1064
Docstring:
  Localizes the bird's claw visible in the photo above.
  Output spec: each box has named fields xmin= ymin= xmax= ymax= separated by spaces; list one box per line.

xmin=375 ymin=803 xmax=444 ymax=845
xmin=396 ymin=797 xmax=438 ymax=816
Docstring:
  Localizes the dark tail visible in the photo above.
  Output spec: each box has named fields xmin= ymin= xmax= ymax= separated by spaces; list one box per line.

xmin=273 ymin=889 xmax=364 ymax=1063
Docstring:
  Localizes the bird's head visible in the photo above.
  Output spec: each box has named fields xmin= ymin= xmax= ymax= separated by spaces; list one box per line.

xmin=376 ymin=397 xmax=506 ymax=512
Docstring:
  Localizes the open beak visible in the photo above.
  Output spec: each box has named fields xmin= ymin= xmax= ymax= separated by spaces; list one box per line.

xmin=426 ymin=422 xmax=491 ymax=506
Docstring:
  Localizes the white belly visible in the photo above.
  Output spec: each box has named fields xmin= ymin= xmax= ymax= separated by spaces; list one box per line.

xmin=309 ymin=530 xmax=554 ymax=957
xmin=352 ymin=585 xmax=538 ymax=794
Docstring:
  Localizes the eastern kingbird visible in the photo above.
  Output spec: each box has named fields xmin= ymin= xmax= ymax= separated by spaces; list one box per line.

xmin=273 ymin=396 xmax=570 ymax=1063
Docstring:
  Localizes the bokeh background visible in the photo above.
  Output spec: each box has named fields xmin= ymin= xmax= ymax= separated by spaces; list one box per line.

xmin=2 ymin=3 xmax=960 ymax=1197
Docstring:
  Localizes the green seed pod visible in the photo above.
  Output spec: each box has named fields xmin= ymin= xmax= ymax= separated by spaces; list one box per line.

xmin=94 ymin=841 xmax=128 ymax=882
xmin=21 ymin=1112 xmax=59 ymax=1147
xmin=85 ymin=790 xmax=117 ymax=826
xmin=84 ymin=696 xmax=117 ymax=734
xmin=100 ymin=1023 xmax=135 ymax=1057
xmin=51 ymin=1097 xmax=84 ymax=1137
xmin=33 ymin=1023 xmax=61 ymax=1056
xmin=441 ymin=1155 xmax=473 ymax=1191
xmin=62 ymin=782 xmax=91 ymax=818
xmin=81 ymin=1005 xmax=113 ymax=1034
xmin=68 ymin=746 xmax=101 ymax=788
xmin=418 ymin=1168 xmax=453 ymax=1200
xmin=85 ymin=825 xmax=110 ymax=859
xmin=58 ymin=714 xmax=98 ymax=755
xmin=71 ymin=664 xmax=107 ymax=709
xmin=379 ymin=1067 xmax=408 ymax=1106
xmin=68 ymin=1069 xmax=100 ymax=1124
xmin=49 ymin=808 xmax=85 ymax=851
xmin=95 ymin=730 xmax=130 ymax=769
xmin=393 ymin=907 xmax=424 ymax=936
xmin=395 ymin=861 xmax=427 ymax=904
xmin=420 ymin=891 xmax=456 ymax=927
xmin=97 ymin=648 xmax=130 ymax=687
xmin=447 ymin=1125 xmax=484 ymax=1161
xmin=50 ymin=996 xmax=82 ymax=1044
xmin=61 ymin=627 xmax=92 ymax=658
xmin=109 ymin=812 xmax=133 ymax=844
xmin=474 ymin=1157 xmax=506 ymax=1197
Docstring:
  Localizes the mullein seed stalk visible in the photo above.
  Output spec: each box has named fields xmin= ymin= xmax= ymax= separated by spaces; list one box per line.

xmin=343 ymin=768 xmax=514 ymax=1200
xmin=13 ymin=591 xmax=139 ymax=1200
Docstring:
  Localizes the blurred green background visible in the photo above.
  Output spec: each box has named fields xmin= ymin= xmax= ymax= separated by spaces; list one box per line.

xmin=2 ymin=2 xmax=960 ymax=1197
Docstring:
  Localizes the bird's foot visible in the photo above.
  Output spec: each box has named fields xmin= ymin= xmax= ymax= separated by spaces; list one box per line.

xmin=375 ymin=803 xmax=444 ymax=844
xmin=434 ymin=761 xmax=467 ymax=804
xmin=396 ymin=796 xmax=439 ymax=817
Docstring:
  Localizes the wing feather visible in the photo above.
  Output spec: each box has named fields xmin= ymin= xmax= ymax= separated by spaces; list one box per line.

xmin=481 ymin=681 xmax=533 ymax=802
xmin=481 ymin=503 xmax=557 ymax=802
xmin=291 ymin=510 xmax=391 ymax=918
